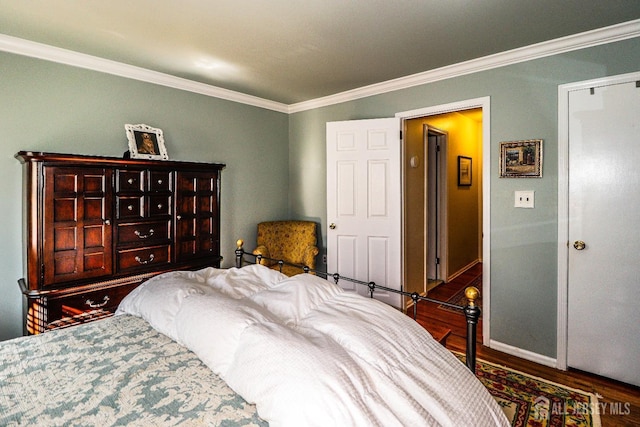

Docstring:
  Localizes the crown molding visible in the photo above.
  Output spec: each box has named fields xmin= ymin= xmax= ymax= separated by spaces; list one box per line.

xmin=0 ymin=34 xmax=289 ymax=114
xmin=1 ymin=19 xmax=638 ymax=115
xmin=288 ymin=19 xmax=640 ymax=113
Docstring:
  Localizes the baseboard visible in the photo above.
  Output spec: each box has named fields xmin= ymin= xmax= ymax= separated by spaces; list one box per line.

xmin=446 ymin=259 xmax=481 ymax=282
xmin=489 ymin=339 xmax=558 ymax=369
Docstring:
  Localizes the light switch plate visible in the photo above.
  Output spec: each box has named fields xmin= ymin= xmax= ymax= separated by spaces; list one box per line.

xmin=515 ymin=190 xmax=535 ymax=208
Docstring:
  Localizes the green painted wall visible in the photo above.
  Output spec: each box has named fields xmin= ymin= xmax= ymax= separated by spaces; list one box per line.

xmin=288 ymin=37 xmax=640 ymax=358
xmin=2 ymin=37 xmax=639 ymax=359
xmin=0 ymin=52 xmax=289 ymax=340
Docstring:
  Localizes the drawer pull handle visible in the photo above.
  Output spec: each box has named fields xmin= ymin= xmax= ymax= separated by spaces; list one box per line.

xmin=86 ymin=295 xmax=109 ymax=308
xmin=157 ymin=203 xmax=163 ymax=210
xmin=135 ymin=254 xmax=155 ymax=264
xmin=127 ymin=205 xmax=134 ymax=211
xmin=128 ymin=178 xmax=134 ymax=185
xmin=134 ymin=229 xmax=154 ymax=239
xmin=157 ymin=179 xmax=163 ymax=185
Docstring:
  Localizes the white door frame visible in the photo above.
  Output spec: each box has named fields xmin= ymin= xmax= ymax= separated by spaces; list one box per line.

xmin=556 ymin=71 xmax=640 ymax=370
xmin=425 ymin=125 xmax=448 ymax=283
xmin=396 ymin=96 xmax=491 ymax=346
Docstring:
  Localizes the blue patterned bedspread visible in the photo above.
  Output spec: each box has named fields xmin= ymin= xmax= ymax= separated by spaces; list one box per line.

xmin=0 ymin=315 xmax=267 ymax=426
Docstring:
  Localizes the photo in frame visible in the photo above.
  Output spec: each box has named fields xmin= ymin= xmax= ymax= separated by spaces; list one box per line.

xmin=499 ymin=139 xmax=542 ymax=178
xmin=458 ymin=156 xmax=472 ymax=186
xmin=125 ymin=124 xmax=169 ymax=160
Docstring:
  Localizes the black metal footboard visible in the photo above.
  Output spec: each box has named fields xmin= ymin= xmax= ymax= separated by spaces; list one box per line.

xmin=234 ymin=239 xmax=481 ymax=373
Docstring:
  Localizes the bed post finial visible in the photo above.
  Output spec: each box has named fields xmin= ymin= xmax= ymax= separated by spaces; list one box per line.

xmin=464 ymin=286 xmax=479 ymax=308
xmin=235 ymin=239 xmax=245 ymax=268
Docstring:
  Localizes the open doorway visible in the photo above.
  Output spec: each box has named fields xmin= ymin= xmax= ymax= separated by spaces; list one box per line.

xmin=402 ymin=108 xmax=483 ymax=310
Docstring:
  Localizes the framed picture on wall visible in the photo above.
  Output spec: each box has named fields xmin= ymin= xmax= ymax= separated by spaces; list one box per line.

xmin=458 ymin=156 xmax=472 ymax=186
xmin=125 ymin=123 xmax=169 ymax=160
xmin=499 ymin=139 xmax=543 ymax=178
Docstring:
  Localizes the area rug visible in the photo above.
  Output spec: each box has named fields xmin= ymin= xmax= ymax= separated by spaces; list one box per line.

xmin=457 ymin=354 xmax=601 ymax=427
xmin=438 ymin=274 xmax=482 ymax=313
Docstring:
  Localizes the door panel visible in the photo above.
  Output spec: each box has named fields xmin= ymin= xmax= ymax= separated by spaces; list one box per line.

xmin=567 ymin=80 xmax=640 ymax=386
xmin=337 ymin=161 xmax=356 ymax=216
xmin=44 ymin=167 xmax=113 ymax=285
xmin=175 ymin=171 xmax=220 ymax=261
xmin=327 ymin=118 xmax=401 ymax=308
xmin=336 ymin=235 xmax=357 ymax=291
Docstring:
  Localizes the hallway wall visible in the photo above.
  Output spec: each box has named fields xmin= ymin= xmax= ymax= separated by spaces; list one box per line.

xmin=404 ymin=119 xmax=428 ymax=294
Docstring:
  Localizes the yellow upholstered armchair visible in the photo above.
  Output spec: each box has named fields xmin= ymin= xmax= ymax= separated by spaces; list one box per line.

xmin=252 ymin=220 xmax=319 ymax=276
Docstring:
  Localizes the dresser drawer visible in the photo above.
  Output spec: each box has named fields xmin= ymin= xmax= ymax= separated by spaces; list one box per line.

xmin=149 ymin=171 xmax=171 ymax=191
xmin=117 ymin=245 xmax=171 ymax=271
xmin=117 ymin=195 xmax=144 ymax=219
xmin=116 ymin=169 xmax=145 ymax=192
xmin=117 ymin=221 xmax=171 ymax=245
xmin=148 ymin=195 xmax=172 ymax=216
xmin=48 ymin=281 xmax=141 ymax=318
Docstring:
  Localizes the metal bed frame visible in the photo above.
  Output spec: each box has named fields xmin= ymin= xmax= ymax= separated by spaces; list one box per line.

xmin=234 ymin=239 xmax=481 ymax=373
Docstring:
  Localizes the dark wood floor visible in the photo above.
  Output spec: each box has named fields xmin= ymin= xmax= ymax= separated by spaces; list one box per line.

xmin=412 ymin=263 xmax=640 ymax=427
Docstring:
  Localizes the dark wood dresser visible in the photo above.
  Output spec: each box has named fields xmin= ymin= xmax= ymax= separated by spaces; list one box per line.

xmin=16 ymin=151 xmax=225 ymax=334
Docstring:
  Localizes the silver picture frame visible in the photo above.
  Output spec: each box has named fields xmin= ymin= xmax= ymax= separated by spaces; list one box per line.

xmin=125 ymin=123 xmax=169 ymax=160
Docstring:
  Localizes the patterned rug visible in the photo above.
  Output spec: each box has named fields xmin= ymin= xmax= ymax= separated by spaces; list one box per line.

xmin=458 ymin=354 xmax=602 ymax=427
xmin=438 ymin=274 xmax=482 ymax=313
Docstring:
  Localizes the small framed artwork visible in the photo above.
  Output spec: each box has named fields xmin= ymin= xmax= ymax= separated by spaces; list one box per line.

xmin=125 ymin=124 xmax=169 ymax=160
xmin=458 ymin=156 xmax=472 ymax=186
xmin=499 ymin=139 xmax=543 ymax=178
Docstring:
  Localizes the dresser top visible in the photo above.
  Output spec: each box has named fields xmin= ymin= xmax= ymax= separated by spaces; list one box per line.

xmin=16 ymin=151 xmax=226 ymax=170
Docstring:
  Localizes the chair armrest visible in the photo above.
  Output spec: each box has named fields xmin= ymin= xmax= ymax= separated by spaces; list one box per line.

xmin=252 ymin=245 xmax=272 ymax=266
xmin=302 ymin=245 xmax=320 ymax=269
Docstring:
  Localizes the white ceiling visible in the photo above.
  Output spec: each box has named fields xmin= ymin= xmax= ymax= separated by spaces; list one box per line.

xmin=1 ymin=1 xmax=639 ymax=105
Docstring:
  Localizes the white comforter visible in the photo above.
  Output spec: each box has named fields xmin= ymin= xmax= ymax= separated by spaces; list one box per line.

xmin=117 ymin=265 xmax=509 ymax=427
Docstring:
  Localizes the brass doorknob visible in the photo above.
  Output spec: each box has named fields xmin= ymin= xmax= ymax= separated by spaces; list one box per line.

xmin=573 ymin=240 xmax=586 ymax=250
xmin=329 ymin=223 xmax=336 ymax=230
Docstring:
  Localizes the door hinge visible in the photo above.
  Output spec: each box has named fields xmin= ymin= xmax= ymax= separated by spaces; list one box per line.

xmin=399 ymin=130 xmax=403 ymax=140
xmin=435 ymin=257 xmax=440 ymax=265
xmin=436 ymin=145 xmax=441 ymax=152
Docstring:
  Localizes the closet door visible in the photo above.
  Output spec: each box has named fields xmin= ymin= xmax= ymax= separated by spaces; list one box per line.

xmin=567 ymin=79 xmax=640 ymax=386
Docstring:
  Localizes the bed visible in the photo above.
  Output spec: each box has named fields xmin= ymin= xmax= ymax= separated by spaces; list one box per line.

xmin=1 ymin=245 xmax=509 ymax=426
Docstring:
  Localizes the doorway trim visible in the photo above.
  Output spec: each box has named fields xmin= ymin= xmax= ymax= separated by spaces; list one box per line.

xmin=556 ymin=71 xmax=640 ymax=370
xmin=396 ymin=96 xmax=491 ymax=346
xmin=425 ymin=126 xmax=448 ymax=283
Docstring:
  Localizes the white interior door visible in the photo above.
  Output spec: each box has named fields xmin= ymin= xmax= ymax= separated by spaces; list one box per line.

xmin=567 ymin=78 xmax=640 ymax=386
xmin=327 ymin=118 xmax=402 ymax=308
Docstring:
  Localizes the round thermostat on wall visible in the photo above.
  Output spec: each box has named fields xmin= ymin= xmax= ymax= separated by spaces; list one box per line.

xmin=410 ymin=155 xmax=420 ymax=168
